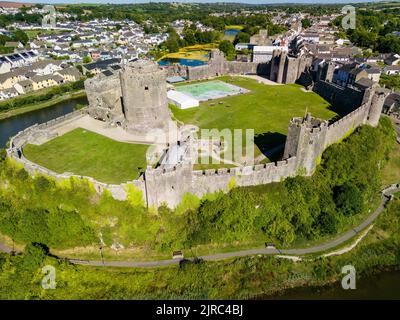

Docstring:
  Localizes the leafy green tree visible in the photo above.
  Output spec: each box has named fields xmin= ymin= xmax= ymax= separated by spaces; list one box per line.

xmin=319 ymin=211 xmax=340 ymax=234
xmin=0 ymin=148 xmax=6 ymax=162
xmin=233 ymin=31 xmax=250 ymax=45
xmin=380 ymin=74 xmax=400 ymax=91
xmin=34 ymin=176 xmax=52 ymax=193
xmin=218 ymin=40 xmax=236 ymax=60
xmin=82 ymin=55 xmax=92 ymax=64
xmin=12 ymin=29 xmax=29 ymax=45
xmin=22 ymin=243 xmax=48 ymax=271
xmin=376 ymin=34 xmax=400 ymax=54
xmin=335 ymin=183 xmax=365 ymax=216
xmin=301 ymin=18 xmax=312 ymax=29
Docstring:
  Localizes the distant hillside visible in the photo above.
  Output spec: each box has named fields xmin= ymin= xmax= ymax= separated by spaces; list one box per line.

xmin=0 ymin=1 xmax=34 ymax=8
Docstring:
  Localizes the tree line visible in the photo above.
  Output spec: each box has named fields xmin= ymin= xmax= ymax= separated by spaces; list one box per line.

xmin=0 ymin=117 xmax=395 ymax=253
xmin=332 ymin=10 xmax=400 ymax=54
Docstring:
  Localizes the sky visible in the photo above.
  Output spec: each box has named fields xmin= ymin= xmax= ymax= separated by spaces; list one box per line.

xmin=7 ymin=0 xmax=390 ymax=4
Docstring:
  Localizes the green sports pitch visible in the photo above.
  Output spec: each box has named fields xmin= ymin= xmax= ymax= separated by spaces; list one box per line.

xmin=176 ymin=80 xmax=248 ymax=101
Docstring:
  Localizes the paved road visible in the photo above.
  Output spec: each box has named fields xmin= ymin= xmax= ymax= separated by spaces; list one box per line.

xmin=0 ymin=184 xmax=398 ymax=269
xmin=66 ymin=187 xmax=398 ymax=268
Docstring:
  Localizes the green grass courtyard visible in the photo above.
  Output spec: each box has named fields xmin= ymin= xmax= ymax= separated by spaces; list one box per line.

xmin=23 ymin=76 xmax=338 ymax=181
xmin=23 ymin=128 xmax=149 ymax=184
xmin=170 ymin=76 xmax=337 ymax=159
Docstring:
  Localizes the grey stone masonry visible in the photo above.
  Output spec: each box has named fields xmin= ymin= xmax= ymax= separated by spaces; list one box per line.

xmin=8 ymin=53 xmax=388 ymax=209
xmin=120 ymin=60 xmax=172 ymax=134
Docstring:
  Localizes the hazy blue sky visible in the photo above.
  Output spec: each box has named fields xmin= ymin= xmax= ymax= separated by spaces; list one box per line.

xmin=10 ymin=0 xmax=388 ymax=4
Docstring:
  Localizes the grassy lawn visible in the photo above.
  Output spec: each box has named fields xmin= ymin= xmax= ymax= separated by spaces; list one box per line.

xmin=26 ymin=29 xmax=67 ymax=40
xmin=382 ymin=141 xmax=400 ymax=186
xmin=170 ymin=76 xmax=337 ymax=159
xmin=23 ymin=128 xmax=149 ymax=184
xmin=225 ymin=25 xmax=244 ymax=30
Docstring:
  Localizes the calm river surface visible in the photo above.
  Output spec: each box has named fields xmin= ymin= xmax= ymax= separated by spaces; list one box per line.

xmin=0 ymin=96 xmax=87 ymax=148
xmin=264 ymin=270 xmax=400 ymax=299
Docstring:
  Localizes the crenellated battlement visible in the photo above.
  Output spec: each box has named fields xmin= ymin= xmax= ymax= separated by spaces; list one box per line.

xmin=7 ymin=53 xmax=388 ymax=208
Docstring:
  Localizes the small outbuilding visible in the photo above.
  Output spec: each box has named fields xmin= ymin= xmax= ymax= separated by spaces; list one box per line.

xmin=167 ymin=90 xmax=199 ymax=109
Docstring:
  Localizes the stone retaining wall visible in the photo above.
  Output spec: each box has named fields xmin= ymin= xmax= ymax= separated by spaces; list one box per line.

xmin=6 ymin=85 xmax=387 ymax=209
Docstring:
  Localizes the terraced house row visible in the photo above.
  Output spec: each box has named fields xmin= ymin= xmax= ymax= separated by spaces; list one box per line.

xmin=0 ymin=59 xmax=81 ymax=100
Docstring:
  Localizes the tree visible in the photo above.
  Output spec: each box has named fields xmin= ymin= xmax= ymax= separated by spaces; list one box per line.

xmin=301 ymin=18 xmax=312 ymax=29
xmin=0 ymin=148 xmax=6 ymax=162
xmin=319 ymin=210 xmax=339 ymax=234
xmin=379 ymin=74 xmax=400 ymax=91
xmin=376 ymin=34 xmax=400 ymax=54
xmin=218 ymin=40 xmax=236 ymax=60
xmin=12 ymin=29 xmax=29 ymax=45
xmin=335 ymin=183 xmax=364 ymax=216
xmin=233 ymin=31 xmax=250 ymax=45
xmin=82 ymin=55 xmax=92 ymax=64
xmin=22 ymin=243 xmax=48 ymax=271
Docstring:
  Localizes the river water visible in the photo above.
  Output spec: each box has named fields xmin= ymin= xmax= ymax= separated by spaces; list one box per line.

xmin=263 ymin=270 xmax=400 ymax=299
xmin=0 ymin=96 xmax=87 ymax=148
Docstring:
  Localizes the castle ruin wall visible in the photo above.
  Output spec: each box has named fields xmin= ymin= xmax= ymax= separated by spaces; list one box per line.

xmin=84 ymin=73 xmax=123 ymax=121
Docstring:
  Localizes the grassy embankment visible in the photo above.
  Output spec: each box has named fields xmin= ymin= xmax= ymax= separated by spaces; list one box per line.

xmin=381 ymin=118 xmax=400 ymax=185
xmin=1 ymin=191 xmax=399 ymax=299
xmin=3 ymin=117 xmax=395 ymax=263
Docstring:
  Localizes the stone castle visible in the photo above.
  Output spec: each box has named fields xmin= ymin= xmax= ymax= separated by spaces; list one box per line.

xmin=85 ymin=60 xmax=172 ymax=135
xmin=141 ymin=88 xmax=385 ymax=207
xmin=82 ymin=49 xmax=388 ymax=207
xmin=83 ymin=48 xmax=313 ymax=132
xmin=7 ymin=48 xmax=388 ymax=208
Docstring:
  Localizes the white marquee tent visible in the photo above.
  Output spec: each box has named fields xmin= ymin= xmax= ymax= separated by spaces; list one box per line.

xmin=167 ymin=90 xmax=199 ymax=109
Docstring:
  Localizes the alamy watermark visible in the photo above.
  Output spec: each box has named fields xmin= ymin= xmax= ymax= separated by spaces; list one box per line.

xmin=42 ymin=5 xmax=56 ymax=29
xmin=41 ymin=265 xmax=56 ymax=290
xmin=341 ymin=5 xmax=356 ymax=30
xmin=341 ymin=264 xmax=356 ymax=290
xmin=145 ymin=121 xmax=256 ymax=172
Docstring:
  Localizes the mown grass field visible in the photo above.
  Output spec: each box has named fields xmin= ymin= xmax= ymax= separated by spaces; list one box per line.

xmin=382 ymin=135 xmax=400 ymax=186
xmin=170 ymin=76 xmax=337 ymax=158
xmin=23 ymin=128 xmax=149 ymax=184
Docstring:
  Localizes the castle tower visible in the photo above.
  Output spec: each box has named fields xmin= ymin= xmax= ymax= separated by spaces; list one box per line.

xmin=209 ymin=49 xmax=227 ymax=76
xmin=296 ymin=55 xmax=308 ymax=79
xmin=283 ymin=113 xmax=329 ymax=174
xmin=84 ymin=72 xmax=123 ymax=122
xmin=269 ymin=49 xmax=281 ymax=82
xmin=276 ymin=51 xmax=287 ymax=84
xmin=321 ymin=62 xmax=335 ymax=82
xmin=284 ymin=56 xmax=300 ymax=84
xmin=120 ymin=60 xmax=172 ymax=135
xmin=366 ymin=90 xmax=387 ymax=127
